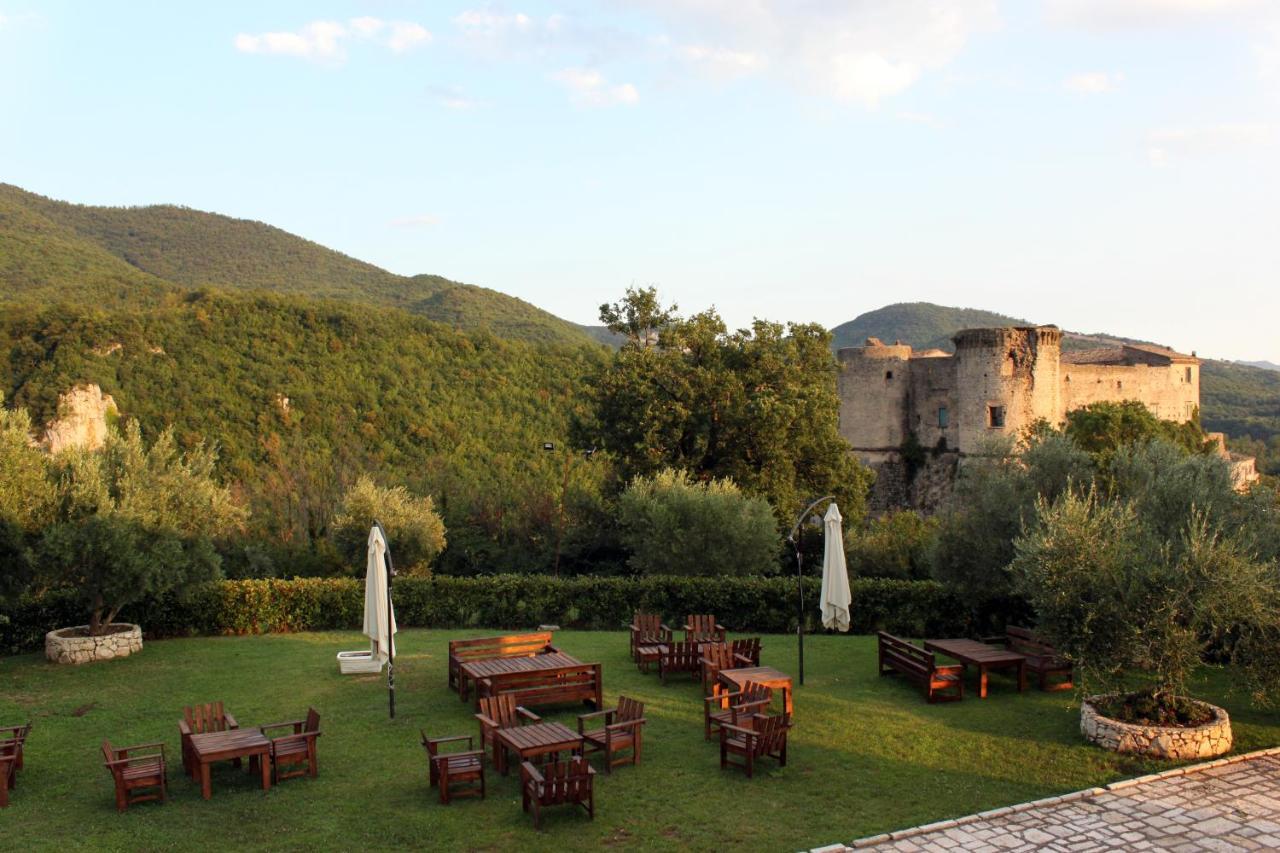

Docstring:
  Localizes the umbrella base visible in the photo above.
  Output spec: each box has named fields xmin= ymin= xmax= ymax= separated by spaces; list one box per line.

xmin=337 ymin=650 xmax=385 ymax=674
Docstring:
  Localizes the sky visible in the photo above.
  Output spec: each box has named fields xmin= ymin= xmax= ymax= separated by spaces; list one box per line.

xmin=1 ymin=1 xmax=1278 ymax=361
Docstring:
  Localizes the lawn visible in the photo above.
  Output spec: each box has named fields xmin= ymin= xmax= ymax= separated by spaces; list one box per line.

xmin=3 ymin=630 xmax=1278 ymax=852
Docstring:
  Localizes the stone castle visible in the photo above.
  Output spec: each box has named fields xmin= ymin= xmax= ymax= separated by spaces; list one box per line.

xmin=836 ymin=325 xmax=1254 ymax=508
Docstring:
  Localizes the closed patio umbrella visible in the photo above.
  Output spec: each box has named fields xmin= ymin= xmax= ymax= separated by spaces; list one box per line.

xmin=819 ymin=503 xmax=852 ymax=632
xmin=364 ymin=524 xmax=397 ymax=666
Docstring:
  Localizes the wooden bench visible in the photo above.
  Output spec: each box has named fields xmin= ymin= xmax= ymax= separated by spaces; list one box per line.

xmin=448 ymin=632 xmax=559 ymax=694
xmin=983 ymin=626 xmax=1073 ymax=692
xmin=877 ymin=631 xmax=964 ymax=703
xmin=477 ymin=663 xmax=603 ymax=712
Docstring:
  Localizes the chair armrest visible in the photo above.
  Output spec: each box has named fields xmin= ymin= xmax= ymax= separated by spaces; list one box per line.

xmin=715 ymin=623 xmax=725 ymax=631
xmin=659 ymin=624 xmax=673 ymax=633
xmin=697 ymin=656 xmax=714 ymax=667
xmin=425 ymin=734 xmax=473 ymax=748
xmin=225 ymin=713 xmax=239 ymax=729
xmin=517 ymin=707 xmax=542 ymax=722
xmin=578 ymin=709 xmax=614 ymax=733
xmin=544 ymin=644 xmax=561 ymax=654
xmin=520 ymin=761 xmax=544 ymax=784
xmin=705 ymin=689 xmax=748 ymax=707
xmin=118 ymin=742 xmax=167 ymax=756
xmin=733 ymin=654 xmax=753 ymax=666
xmin=719 ymin=722 xmax=756 ymax=738
xmin=259 ymin=719 xmax=307 ymax=733
xmin=474 ymin=713 xmax=497 ymax=729
xmin=935 ymin=664 xmax=965 ymax=676
xmin=434 ymin=750 xmax=485 ymax=762
xmin=269 ymin=730 xmax=321 ymax=747
xmin=178 ymin=720 xmax=192 ymax=736
xmin=605 ymin=718 xmax=646 ymax=733
xmin=0 ymin=725 xmax=28 ymax=738
xmin=628 ymin=624 xmax=641 ymax=632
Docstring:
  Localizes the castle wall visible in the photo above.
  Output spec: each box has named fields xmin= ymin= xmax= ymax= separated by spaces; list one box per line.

xmin=906 ymin=356 xmax=959 ymax=452
xmin=837 ymin=345 xmax=912 ymax=451
xmin=951 ymin=327 xmax=1062 ymax=455
xmin=1062 ymin=362 xmax=1199 ymax=422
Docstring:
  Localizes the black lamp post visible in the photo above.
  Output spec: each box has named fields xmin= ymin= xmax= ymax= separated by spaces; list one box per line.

xmin=373 ymin=519 xmax=397 ymax=719
xmin=541 ymin=443 xmax=595 ymax=577
xmin=787 ymin=495 xmax=835 ymax=687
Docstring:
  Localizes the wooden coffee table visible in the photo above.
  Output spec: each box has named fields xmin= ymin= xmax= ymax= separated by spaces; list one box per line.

xmin=493 ymin=721 xmax=582 ymax=776
xmin=187 ymin=729 xmax=272 ymax=799
xmin=717 ymin=666 xmax=794 ymax=717
xmin=635 ymin=644 xmax=665 ymax=673
xmin=925 ymin=638 xmax=1027 ymax=698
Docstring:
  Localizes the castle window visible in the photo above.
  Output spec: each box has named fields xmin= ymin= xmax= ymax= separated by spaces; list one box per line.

xmin=885 ymin=370 xmax=894 ymax=380
xmin=1117 ymin=380 xmax=1123 ymax=390
xmin=988 ymin=406 xmax=1005 ymax=428
xmin=1186 ymin=366 xmax=1193 ymax=383
xmin=938 ymin=407 xmax=949 ymax=428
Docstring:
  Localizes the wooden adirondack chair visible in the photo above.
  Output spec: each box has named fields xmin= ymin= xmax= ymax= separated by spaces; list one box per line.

xmin=684 ymin=614 xmax=726 ymax=645
xmin=657 ymin=641 xmax=702 ymax=685
xmin=421 ymin=732 xmax=485 ymax=804
xmin=521 ymin=756 xmax=595 ymax=829
xmin=101 ymin=739 xmax=168 ymax=812
xmin=731 ymin=637 xmax=763 ymax=667
xmin=180 ymin=702 xmax=239 ymax=777
xmin=0 ymin=722 xmax=31 ymax=773
xmin=720 ymin=713 xmax=791 ymax=778
xmin=699 ymin=643 xmax=753 ymax=691
xmin=629 ymin=613 xmax=672 ymax=661
xmin=0 ymin=741 xmax=16 ymax=808
xmin=475 ymin=695 xmax=541 ymax=764
xmin=704 ymin=681 xmax=772 ymax=741
xmin=577 ymin=696 xmax=645 ymax=774
xmin=260 ymin=707 xmax=321 ymax=783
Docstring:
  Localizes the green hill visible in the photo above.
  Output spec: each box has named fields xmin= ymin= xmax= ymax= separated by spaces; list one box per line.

xmin=0 ymin=184 xmax=594 ymax=346
xmin=830 ymin=303 xmax=1025 ymax=352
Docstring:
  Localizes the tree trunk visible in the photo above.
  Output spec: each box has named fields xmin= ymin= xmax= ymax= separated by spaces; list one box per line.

xmin=89 ymin=593 xmax=104 ymax=637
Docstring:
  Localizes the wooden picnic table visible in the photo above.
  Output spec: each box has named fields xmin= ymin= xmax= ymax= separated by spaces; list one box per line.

xmin=717 ymin=666 xmax=794 ymax=717
xmin=187 ymin=729 xmax=272 ymax=800
xmin=493 ymin=721 xmax=582 ymax=776
xmin=458 ymin=651 xmax=582 ymax=702
xmin=924 ymin=638 xmax=1027 ymax=698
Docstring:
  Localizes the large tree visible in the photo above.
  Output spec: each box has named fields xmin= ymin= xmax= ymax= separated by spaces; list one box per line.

xmin=578 ymin=289 xmax=872 ymax=523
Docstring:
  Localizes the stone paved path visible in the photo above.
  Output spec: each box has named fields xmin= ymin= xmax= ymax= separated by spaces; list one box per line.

xmin=832 ymin=749 xmax=1280 ymax=852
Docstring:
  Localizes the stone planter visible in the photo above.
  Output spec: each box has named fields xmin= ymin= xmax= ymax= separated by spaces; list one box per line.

xmin=1081 ymin=694 xmax=1232 ymax=760
xmin=45 ymin=624 xmax=143 ymax=665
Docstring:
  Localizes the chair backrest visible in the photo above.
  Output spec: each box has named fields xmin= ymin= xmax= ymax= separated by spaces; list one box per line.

xmin=100 ymin=740 xmax=120 ymax=779
xmin=185 ymin=701 xmax=230 ymax=734
xmin=668 ymin=641 xmax=700 ymax=666
xmin=687 ymin=614 xmax=716 ymax=632
xmin=304 ymin=707 xmax=320 ymax=734
xmin=703 ymin=642 xmax=733 ymax=668
xmin=633 ymin=613 xmax=661 ymax=633
xmin=735 ymin=681 xmax=772 ymax=707
xmin=751 ymin=714 xmax=789 ymax=754
xmin=616 ymin=696 xmax=644 ymax=723
xmin=478 ymin=694 xmax=519 ymax=728
xmin=535 ymin=756 xmax=592 ymax=805
xmin=732 ymin=637 xmax=761 ymax=663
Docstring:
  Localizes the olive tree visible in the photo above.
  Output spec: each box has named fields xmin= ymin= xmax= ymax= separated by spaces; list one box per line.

xmin=331 ymin=475 xmax=446 ymax=577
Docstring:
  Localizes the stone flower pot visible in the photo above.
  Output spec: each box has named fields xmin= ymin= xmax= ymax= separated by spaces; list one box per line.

xmin=45 ymin=623 xmax=143 ymax=665
xmin=1081 ymin=694 xmax=1232 ymax=760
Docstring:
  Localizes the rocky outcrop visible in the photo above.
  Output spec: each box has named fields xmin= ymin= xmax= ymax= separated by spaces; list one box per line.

xmin=40 ymin=384 xmax=118 ymax=454
xmin=45 ymin=624 xmax=143 ymax=664
xmin=1081 ymin=695 xmax=1232 ymax=760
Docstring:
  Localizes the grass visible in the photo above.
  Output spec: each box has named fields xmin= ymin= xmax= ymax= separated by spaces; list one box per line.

xmin=2 ymin=630 xmax=1278 ymax=852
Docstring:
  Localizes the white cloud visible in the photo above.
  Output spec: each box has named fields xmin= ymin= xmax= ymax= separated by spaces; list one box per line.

xmin=234 ymin=18 xmax=431 ymax=62
xmin=390 ymin=214 xmax=442 ymax=228
xmin=1064 ymin=71 xmax=1123 ymax=93
xmin=426 ymin=85 xmax=477 ymax=111
xmin=551 ymin=68 xmax=639 ymax=107
xmin=1147 ymin=122 xmax=1276 ymax=165
xmin=454 ymin=10 xmax=534 ymax=37
xmin=680 ymin=44 xmax=766 ymax=80
xmin=1047 ymin=0 xmax=1264 ymax=30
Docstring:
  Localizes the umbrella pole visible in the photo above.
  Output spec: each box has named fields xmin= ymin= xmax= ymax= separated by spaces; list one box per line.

xmin=375 ymin=520 xmax=396 ymax=720
xmin=795 ymin=539 xmax=805 ymax=686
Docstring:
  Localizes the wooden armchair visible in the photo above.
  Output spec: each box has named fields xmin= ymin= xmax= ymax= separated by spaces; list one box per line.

xmin=732 ymin=637 xmax=762 ymax=667
xmin=704 ymin=681 xmax=772 ymax=741
xmin=475 ymin=695 xmax=540 ymax=765
xmin=629 ymin=612 xmax=672 ymax=661
xmin=698 ymin=643 xmax=752 ymax=692
xmin=179 ymin=702 xmax=238 ymax=777
xmin=657 ymin=641 xmax=702 ymax=685
xmin=0 ymin=741 xmax=16 ymax=808
xmin=260 ymin=707 xmax=321 ymax=784
xmin=0 ymin=722 xmax=31 ymax=773
xmin=521 ymin=756 xmax=595 ymax=829
xmin=685 ymin=614 xmax=726 ymax=645
xmin=577 ymin=696 xmax=645 ymax=774
xmin=421 ymin=732 xmax=485 ymax=804
xmin=101 ymin=739 xmax=168 ymax=812
xmin=720 ymin=713 xmax=791 ymax=778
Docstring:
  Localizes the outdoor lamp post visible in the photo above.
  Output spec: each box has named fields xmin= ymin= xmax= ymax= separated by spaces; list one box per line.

xmin=541 ymin=443 xmax=596 ymax=577
xmin=787 ymin=495 xmax=835 ymax=687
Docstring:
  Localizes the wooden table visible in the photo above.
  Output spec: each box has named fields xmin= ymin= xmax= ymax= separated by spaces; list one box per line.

xmin=493 ymin=721 xmax=582 ymax=776
xmin=635 ymin=643 xmax=665 ymax=673
xmin=187 ymin=729 xmax=272 ymax=799
xmin=458 ymin=651 xmax=581 ymax=702
xmin=924 ymin=638 xmax=1027 ymax=698
xmin=717 ymin=666 xmax=794 ymax=717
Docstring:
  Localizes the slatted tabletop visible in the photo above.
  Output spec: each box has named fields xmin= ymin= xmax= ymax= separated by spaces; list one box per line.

xmin=494 ymin=721 xmax=582 ymax=775
xmin=459 ymin=651 xmax=582 ymax=700
xmin=717 ymin=666 xmax=795 ymax=717
xmin=187 ymin=729 xmax=272 ymax=799
xmin=924 ymin=638 xmax=1027 ymax=698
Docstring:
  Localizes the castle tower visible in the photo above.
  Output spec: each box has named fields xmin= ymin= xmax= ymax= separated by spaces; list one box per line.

xmin=951 ymin=326 xmax=1062 ymax=454
xmin=836 ymin=338 xmax=913 ymax=462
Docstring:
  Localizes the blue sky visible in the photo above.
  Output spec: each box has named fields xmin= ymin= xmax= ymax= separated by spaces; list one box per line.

xmin=2 ymin=1 xmax=1278 ymax=360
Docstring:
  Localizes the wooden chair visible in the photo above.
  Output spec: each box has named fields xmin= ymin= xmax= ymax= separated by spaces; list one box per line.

xmin=521 ymin=756 xmax=595 ymax=829
xmin=0 ymin=741 xmax=16 ymax=808
xmin=732 ymin=637 xmax=762 ymax=667
xmin=699 ymin=642 xmax=753 ymax=692
xmin=180 ymin=701 xmax=238 ymax=777
xmin=629 ymin=613 xmax=672 ymax=661
xmin=475 ymin=695 xmax=541 ymax=764
xmin=101 ymin=739 xmax=168 ymax=812
xmin=421 ymin=732 xmax=485 ymax=804
xmin=260 ymin=707 xmax=320 ymax=784
xmin=704 ymin=681 xmax=772 ymax=741
xmin=685 ymin=614 xmax=726 ymax=645
xmin=720 ymin=713 xmax=791 ymax=778
xmin=0 ymin=722 xmax=31 ymax=773
xmin=577 ymin=696 xmax=645 ymax=774
xmin=657 ymin=641 xmax=702 ymax=685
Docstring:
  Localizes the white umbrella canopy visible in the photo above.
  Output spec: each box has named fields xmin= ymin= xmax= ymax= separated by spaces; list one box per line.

xmin=363 ymin=525 xmax=397 ymax=664
xmin=819 ymin=503 xmax=852 ymax=632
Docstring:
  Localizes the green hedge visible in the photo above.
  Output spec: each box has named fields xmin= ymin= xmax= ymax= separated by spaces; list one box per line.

xmin=0 ymin=576 xmax=969 ymax=654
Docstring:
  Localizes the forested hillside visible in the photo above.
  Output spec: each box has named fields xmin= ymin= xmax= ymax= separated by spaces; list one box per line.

xmin=0 ymin=292 xmax=613 ymax=575
xmin=0 ymin=184 xmax=594 ymax=346
xmin=829 ymin=303 xmax=1022 ymax=351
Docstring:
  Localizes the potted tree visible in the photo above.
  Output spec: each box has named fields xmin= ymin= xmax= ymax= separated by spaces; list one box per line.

xmin=40 ymin=423 xmax=242 ymax=664
xmin=1012 ymin=489 xmax=1280 ymax=760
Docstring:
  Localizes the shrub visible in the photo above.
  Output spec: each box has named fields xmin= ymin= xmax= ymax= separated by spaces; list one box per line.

xmin=617 ymin=469 xmax=781 ymax=576
xmin=847 ymin=511 xmax=936 ymax=580
xmin=331 ymin=476 xmax=446 ymax=577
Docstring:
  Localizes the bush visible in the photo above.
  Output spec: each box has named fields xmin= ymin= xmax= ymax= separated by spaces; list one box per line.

xmin=331 ymin=476 xmax=446 ymax=577
xmin=0 ymin=575 xmax=969 ymax=654
xmin=846 ymin=511 xmax=936 ymax=580
xmin=617 ymin=469 xmax=781 ymax=576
